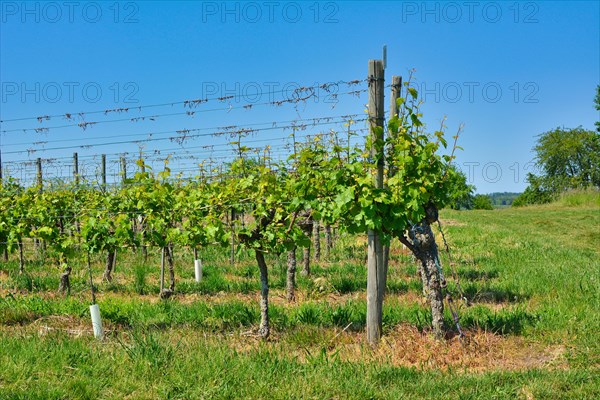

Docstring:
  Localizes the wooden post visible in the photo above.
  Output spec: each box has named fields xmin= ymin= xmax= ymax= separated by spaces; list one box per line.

xmin=101 ymin=154 xmax=107 ymax=190
xmin=139 ymin=151 xmax=145 ymax=173
xmin=0 ymin=152 xmax=6 ymax=259
xmin=120 ymin=156 xmax=127 ymax=183
xmin=366 ymin=59 xmax=385 ymax=344
xmin=346 ymin=122 xmax=352 ymax=161
xmin=1 ymin=144 xmax=7 ymax=259
xmin=73 ymin=152 xmax=79 ymax=185
xmin=35 ymin=157 xmax=44 ymax=254
xmin=36 ymin=158 xmax=43 ymax=192
xmin=389 ymin=76 xmax=402 ymax=118
xmin=139 ymin=151 xmax=147 ymax=260
xmin=18 ymin=242 xmax=24 ymax=273
xmin=73 ymin=152 xmax=81 ymax=240
xmin=230 ymin=210 xmax=236 ymax=265
xmin=382 ymin=76 xmax=402 ymax=298
xmin=291 ymin=127 xmax=297 ymax=158
xmin=160 ymin=247 xmax=165 ymax=294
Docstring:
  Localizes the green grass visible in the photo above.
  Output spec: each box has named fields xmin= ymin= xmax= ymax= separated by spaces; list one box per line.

xmin=555 ymin=189 xmax=600 ymax=208
xmin=441 ymin=202 xmax=600 ymax=368
xmin=0 ymin=330 xmax=598 ymax=399
xmin=0 ymin=198 xmax=599 ymax=398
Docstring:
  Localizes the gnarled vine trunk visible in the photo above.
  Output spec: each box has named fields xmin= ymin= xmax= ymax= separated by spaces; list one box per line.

xmin=312 ymin=220 xmax=321 ymax=261
xmin=58 ymin=265 xmax=72 ymax=295
xmin=406 ymin=208 xmax=445 ymax=339
xmin=302 ymin=248 xmax=310 ymax=276
xmin=286 ymin=246 xmax=297 ymax=302
xmin=255 ymin=250 xmax=270 ymax=338
xmin=103 ymin=250 xmax=115 ymax=282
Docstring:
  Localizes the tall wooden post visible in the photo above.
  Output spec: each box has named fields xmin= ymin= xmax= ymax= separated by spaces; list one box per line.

xmin=101 ymin=154 xmax=107 ymax=190
xmin=230 ymin=209 xmax=236 ymax=265
xmin=36 ymin=158 xmax=43 ymax=192
xmin=120 ymin=156 xmax=127 ymax=183
xmin=1 ymin=144 xmax=6 ymax=261
xmin=382 ymin=76 xmax=402 ymax=297
xmin=366 ymin=59 xmax=385 ymax=344
xmin=35 ymin=157 xmax=44 ymax=253
xmin=346 ymin=123 xmax=352 ymax=161
xmin=139 ymin=150 xmax=145 ymax=173
xmin=389 ymin=76 xmax=402 ymax=118
xmin=73 ymin=152 xmax=79 ymax=185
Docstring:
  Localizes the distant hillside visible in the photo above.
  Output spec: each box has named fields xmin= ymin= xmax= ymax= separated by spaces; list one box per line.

xmin=486 ymin=192 xmax=521 ymax=207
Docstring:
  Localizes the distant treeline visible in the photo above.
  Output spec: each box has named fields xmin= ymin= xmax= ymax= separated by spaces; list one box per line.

xmin=487 ymin=192 xmax=521 ymax=207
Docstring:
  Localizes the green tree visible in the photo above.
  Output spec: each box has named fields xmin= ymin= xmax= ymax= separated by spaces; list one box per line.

xmin=512 ymin=174 xmax=555 ymax=206
xmin=535 ymin=127 xmax=599 ymax=189
xmin=514 ymin=126 xmax=600 ymax=206
xmin=487 ymin=192 xmax=520 ymax=207
xmin=445 ymin=165 xmax=475 ymax=210
xmin=472 ymin=194 xmax=494 ymax=210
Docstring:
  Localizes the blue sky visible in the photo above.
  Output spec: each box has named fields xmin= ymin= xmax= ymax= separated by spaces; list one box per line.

xmin=1 ymin=1 xmax=598 ymax=192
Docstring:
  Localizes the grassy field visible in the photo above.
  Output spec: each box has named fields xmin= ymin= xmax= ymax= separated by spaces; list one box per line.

xmin=0 ymin=194 xmax=598 ymax=399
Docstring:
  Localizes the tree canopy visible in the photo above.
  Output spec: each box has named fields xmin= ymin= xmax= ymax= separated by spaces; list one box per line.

xmin=514 ymin=88 xmax=600 ymax=206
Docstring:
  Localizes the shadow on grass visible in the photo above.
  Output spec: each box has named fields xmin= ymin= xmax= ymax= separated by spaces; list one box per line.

xmin=458 ymin=268 xmax=499 ymax=281
xmin=387 ymin=280 xmax=410 ymax=294
xmin=462 ymin=283 xmax=529 ymax=304
xmin=330 ymin=276 xmax=366 ymax=294
xmin=459 ymin=305 xmax=538 ymax=335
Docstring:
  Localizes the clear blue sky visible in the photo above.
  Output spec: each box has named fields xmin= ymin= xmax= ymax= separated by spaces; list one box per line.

xmin=1 ymin=1 xmax=598 ymax=192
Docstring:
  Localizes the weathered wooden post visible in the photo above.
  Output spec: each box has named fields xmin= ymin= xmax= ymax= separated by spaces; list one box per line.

xmin=36 ymin=158 xmax=43 ymax=192
xmin=366 ymin=59 xmax=385 ymax=344
xmin=73 ymin=152 xmax=79 ymax=185
xmin=139 ymin=150 xmax=145 ymax=173
xmin=35 ymin=158 xmax=45 ymax=255
xmin=120 ymin=156 xmax=127 ymax=183
xmin=230 ymin=210 xmax=236 ymax=265
xmin=1 ymin=150 xmax=6 ymax=261
xmin=101 ymin=154 xmax=107 ymax=191
xmin=381 ymin=76 xmax=402 ymax=298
